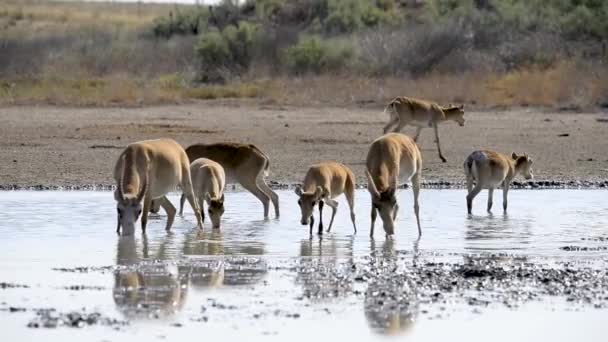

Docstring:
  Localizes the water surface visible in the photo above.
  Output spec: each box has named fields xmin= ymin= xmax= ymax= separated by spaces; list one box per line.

xmin=0 ymin=190 xmax=606 ymax=341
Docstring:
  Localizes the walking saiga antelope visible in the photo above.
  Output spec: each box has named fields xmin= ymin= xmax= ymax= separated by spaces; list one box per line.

xmin=113 ymin=138 xmax=203 ymax=236
xmin=464 ymin=150 xmax=534 ymax=214
xmin=295 ymin=161 xmax=357 ymax=235
xmin=178 ymin=143 xmax=279 ymax=219
xmin=189 ymin=158 xmax=226 ymax=229
xmin=382 ymin=96 xmax=465 ymax=162
xmin=366 ymin=133 xmax=422 ymax=238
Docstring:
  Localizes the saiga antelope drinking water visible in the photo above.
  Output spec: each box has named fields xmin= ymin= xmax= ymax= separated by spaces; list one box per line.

xmin=113 ymin=138 xmax=203 ymax=236
xmin=175 ymin=143 xmax=279 ymax=219
xmin=295 ymin=161 xmax=357 ymax=235
xmin=189 ymin=158 xmax=226 ymax=229
xmin=464 ymin=150 xmax=534 ymax=214
xmin=366 ymin=133 xmax=422 ymax=238
xmin=382 ymin=96 xmax=465 ymax=163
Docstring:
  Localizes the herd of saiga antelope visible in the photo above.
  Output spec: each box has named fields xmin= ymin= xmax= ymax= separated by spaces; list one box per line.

xmin=114 ymin=97 xmax=534 ymax=237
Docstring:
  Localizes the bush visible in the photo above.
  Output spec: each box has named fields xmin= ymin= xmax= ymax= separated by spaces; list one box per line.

xmin=152 ymin=7 xmax=208 ymax=39
xmin=195 ymin=22 xmax=257 ymax=83
xmin=323 ymin=0 xmax=396 ymax=34
xmin=284 ymin=36 xmax=352 ymax=74
xmin=356 ymin=21 xmax=469 ymax=76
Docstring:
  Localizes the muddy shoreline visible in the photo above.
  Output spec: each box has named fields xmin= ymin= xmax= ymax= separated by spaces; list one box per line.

xmin=0 ymin=179 xmax=606 ymax=191
xmin=3 ymin=254 xmax=608 ymax=330
xmin=1 ymin=103 xmax=607 ymax=188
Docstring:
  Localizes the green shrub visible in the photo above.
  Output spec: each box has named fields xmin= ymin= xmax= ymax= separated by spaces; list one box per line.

xmin=152 ymin=7 xmax=208 ymax=39
xmin=323 ymin=0 xmax=396 ymax=34
xmin=284 ymin=36 xmax=352 ymax=74
xmin=195 ymin=22 xmax=257 ymax=83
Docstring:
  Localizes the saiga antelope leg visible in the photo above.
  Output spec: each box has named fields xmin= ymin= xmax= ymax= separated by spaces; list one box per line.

xmin=256 ymin=176 xmax=280 ymax=218
xmin=433 ymin=123 xmax=447 ymax=163
xmin=413 ymin=127 xmax=423 ymax=142
xmin=158 ymin=196 xmax=176 ymax=231
xmin=240 ymin=177 xmax=271 ymax=219
xmin=412 ymin=172 xmax=422 ymax=236
xmin=324 ymin=198 xmax=339 ymax=233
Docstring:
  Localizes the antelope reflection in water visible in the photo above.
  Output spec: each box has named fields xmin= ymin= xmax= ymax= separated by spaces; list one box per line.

xmin=364 ymin=239 xmax=419 ymax=336
xmin=296 ymin=237 xmax=355 ymax=301
xmin=180 ymin=227 xmax=268 ymax=289
xmin=465 ymin=213 xmax=533 ymax=253
xmin=113 ymin=235 xmax=188 ymax=319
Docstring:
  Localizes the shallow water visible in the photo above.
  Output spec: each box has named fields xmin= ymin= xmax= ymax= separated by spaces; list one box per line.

xmin=0 ymin=190 xmax=607 ymax=341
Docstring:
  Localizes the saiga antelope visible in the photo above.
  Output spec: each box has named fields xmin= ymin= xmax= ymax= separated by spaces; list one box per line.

xmin=190 ymin=158 xmax=226 ymax=229
xmin=176 ymin=143 xmax=279 ymax=219
xmin=295 ymin=161 xmax=357 ymax=235
xmin=464 ymin=150 xmax=534 ymax=214
xmin=382 ymin=96 xmax=465 ymax=163
xmin=113 ymin=138 xmax=203 ymax=236
xmin=366 ymin=133 xmax=422 ymax=238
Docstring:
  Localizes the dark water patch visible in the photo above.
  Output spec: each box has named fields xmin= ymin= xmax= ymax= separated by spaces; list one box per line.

xmin=560 ymin=246 xmax=608 ymax=252
xmin=52 ymin=266 xmax=114 ymax=273
xmin=60 ymin=285 xmax=106 ymax=291
xmin=27 ymin=308 xmax=128 ymax=329
xmin=89 ymin=144 xmax=124 ymax=149
xmin=0 ymin=282 xmax=29 ymax=289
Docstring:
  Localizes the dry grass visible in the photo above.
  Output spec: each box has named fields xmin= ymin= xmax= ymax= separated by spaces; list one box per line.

xmin=0 ymin=0 xmax=177 ymax=30
xmin=1 ymin=62 xmax=606 ymax=108
xmin=0 ymin=76 xmax=264 ymax=106
xmin=264 ymin=62 xmax=608 ymax=109
xmin=1 ymin=1 xmax=606 ymax=109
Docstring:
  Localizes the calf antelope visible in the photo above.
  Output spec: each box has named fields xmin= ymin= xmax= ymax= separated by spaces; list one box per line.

xmin=295 ymin=161 xmax=357 ymax=235
xmin=382 ymin=96 xmax=465 ymax=163
xmin=366 ymin=133 xmax=422 ymax=238
xmin=175 ymin=143 xmax=279 ymax=219
xmin=464 ymin=150 xmax=534 ymax=214
xmin=113 ymin=138 xmax=203 ymax=236
xmin=190 ymin=158 xmax=226 ymax=229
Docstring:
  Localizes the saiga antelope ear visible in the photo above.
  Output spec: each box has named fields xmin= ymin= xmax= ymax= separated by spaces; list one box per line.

xmin=219 ymin=193 xmax=225 ymax=204
xmin=459 ymin=104 xmax=464 ymax=110
xmin=294 ymin=185 xmax=303 ymax=196
xmin=205 ymin=193 xmax=212 ymax=202
xmin=511 ymin=152 xmax=518 ymax=159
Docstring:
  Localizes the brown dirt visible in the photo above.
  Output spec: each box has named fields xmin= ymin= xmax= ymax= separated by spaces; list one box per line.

xmin=0 ymin=101 xmax=607 ymax=187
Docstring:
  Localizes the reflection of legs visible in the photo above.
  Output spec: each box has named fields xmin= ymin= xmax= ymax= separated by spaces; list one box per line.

xmin=158 ymin=196 xmax=176 ymax=231
xmin=467 ymin=184 xmax=483 ymax=214
xmin=241 ymin=178 xmax=271 ymax=219
xmin=370 ymin=205 xmax=377 ymax=238
xmin=318 ymin=200 xmax=324 ymax=235
xmin=257 ymin=177 xmax=280 ymax=218
xmin=502 ymin=183 xmax=510 ymax=212
xmin=412 ymin=172 xmax=422 ymax=236
xmin=487 ymin=188 xmax=494 ymax=213
xmin=324 ymin=198 xmax=339 ymax=233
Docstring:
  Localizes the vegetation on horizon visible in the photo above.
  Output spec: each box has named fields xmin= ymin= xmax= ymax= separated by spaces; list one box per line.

xmin=1 ymin=0 xmax=606 ymax=107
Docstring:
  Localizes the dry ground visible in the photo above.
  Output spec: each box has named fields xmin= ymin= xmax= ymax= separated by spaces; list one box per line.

xmin=0 ymin=101 xmax=607 ymax=187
